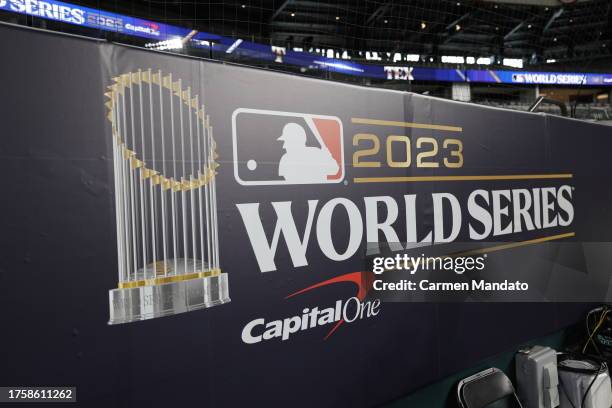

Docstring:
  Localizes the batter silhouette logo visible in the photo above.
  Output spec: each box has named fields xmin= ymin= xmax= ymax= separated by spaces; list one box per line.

xmin=232 ymin=108 xmax=344 ymax=185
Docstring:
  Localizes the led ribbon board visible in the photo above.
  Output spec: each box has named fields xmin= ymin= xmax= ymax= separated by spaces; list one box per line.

xmin=0 ymin=0 xmax=191 ymax=39
xmin=2 ymin=0 xmax=611 ymax=86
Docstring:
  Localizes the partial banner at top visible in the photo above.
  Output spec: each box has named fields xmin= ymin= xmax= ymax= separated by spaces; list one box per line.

xmin=0 ymin=0 xmax=196 ymax=39
xmin=2 ymin=0 xmax=612 ymax=85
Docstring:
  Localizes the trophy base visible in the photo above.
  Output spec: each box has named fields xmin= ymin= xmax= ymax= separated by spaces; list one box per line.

xmin=108 ymin=273 xmax=230 ymax=325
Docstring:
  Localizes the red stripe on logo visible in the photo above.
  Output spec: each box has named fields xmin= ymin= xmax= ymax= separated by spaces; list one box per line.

xmin=286 ymin=271 xmax=374 ymax=339
xmin=312 ymin=118 xmax=343 ymax=180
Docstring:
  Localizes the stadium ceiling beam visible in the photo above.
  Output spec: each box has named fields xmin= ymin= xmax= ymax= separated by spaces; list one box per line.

xmin=402 ymin=5 xmax=475 ymax=52
xmin=504 ymin=22 xmax=524 ymax=40
xmin=480 ymin=0 xmax=589 ymax=5
xmin=445 ymin=12 xmax=471 ymax=31
xmin=289 ymin=1 xmax=352 ymax=12
xmin=273 ymin=11 xmax=337 ymax=21
xmin=442 ymin=35 xmax=498 ymax=44
xmin=607 ymin=4 xmax=612 ymax=42
xmin=366 ymin=2 xmax=392 ymax=26
xmin=505 ymin=37 xmax=538 ymax=44
xmin=500 ymin=6 xmax=542 ymax=40
xmin=547 ymin=20 xmax=607 ymax=33
xmin=439 ymin=44 xmax=494 ymax=53
xmin=271 ymin=21 xmax=337 ymax=32
xmin=450 ymin=32 xmax=499 ymax=40
xmin=543 ymin=8 xmax=564 ymax=32
xmin=270 ymin=32 xmax=342 ymax=45
xmin=269 ymin=0 xmax=292 ymax=22
xmin=442 ymin=12 xmax=476 ymax=45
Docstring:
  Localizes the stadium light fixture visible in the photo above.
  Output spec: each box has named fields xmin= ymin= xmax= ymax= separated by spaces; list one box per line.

xmin=365 ymin=51 xmax=382 ymax=61
xmin=442 ymin=55 xmax=465 ymax=64
xmin=503 ymin=58 xmax=523 ymax=68
xmin=145 ymin=38 xmax=184 ymax=51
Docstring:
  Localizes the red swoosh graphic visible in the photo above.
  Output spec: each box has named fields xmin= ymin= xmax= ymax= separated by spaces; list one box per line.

xmin=285 ymin=271 xmax=374 ymax=340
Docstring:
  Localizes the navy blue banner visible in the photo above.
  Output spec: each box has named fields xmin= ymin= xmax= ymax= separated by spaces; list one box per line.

xmin=0 ymin=22 xmax=604 ymax=408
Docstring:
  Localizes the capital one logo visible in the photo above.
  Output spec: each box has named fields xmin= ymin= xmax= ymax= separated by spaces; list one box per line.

xmin=232 ymin=108 xmax=344 ymax=185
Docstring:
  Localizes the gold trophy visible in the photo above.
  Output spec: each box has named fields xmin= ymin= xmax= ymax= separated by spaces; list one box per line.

xmin=105 ymin=70 xmax=229 ymax=324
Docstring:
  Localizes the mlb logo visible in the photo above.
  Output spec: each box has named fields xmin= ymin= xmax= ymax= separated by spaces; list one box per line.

xmin=232 ymin=108 xmax=344 ymax=186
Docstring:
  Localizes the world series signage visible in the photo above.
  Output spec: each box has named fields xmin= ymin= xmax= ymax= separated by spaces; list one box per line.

xmin=1 ymin=22 xmax=610 ymax=407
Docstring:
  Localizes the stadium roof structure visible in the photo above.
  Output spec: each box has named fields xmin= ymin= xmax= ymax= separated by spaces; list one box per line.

xmin=73 ymin=0 xmax=611 ymax=68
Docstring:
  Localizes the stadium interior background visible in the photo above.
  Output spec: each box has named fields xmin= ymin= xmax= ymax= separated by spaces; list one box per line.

xmin=2 ymin=0 xmax=611 ymax=122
